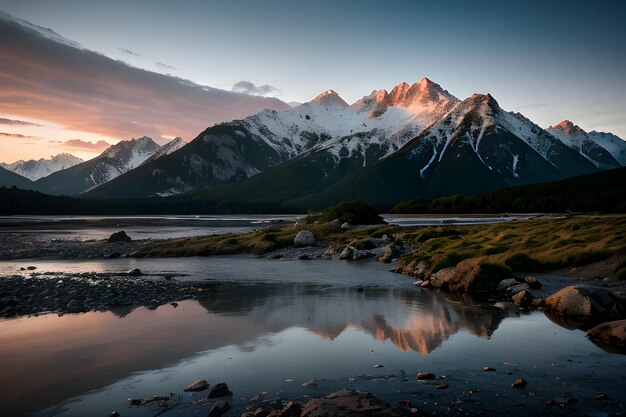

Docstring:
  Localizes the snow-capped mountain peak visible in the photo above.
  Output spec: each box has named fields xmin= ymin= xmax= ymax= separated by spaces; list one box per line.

xmin=1 ymin=153 xmax=83 ymax=180
xmin=141 ymin=137 xmax=187 ymax=165
xmin=311 ymin=89 xmax=349 ymax=107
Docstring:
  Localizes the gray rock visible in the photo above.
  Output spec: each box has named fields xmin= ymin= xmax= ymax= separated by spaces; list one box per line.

xmin=524 ymin=276 xmax=542 ymax=290
xmin=512 ymin=289 xmax=533 ymax=307
xmin=209 ymin=401 xmax=230 ymax=417
xmin=507 ymin=283 xmax=530 ymax=295
xmin=207 ymin=382 xmax=233 ymax=398
xmin=340 ymin=222 xmax=351 ymax=229
xmin=108 ymin=231 xmax=131 ymax=243
xmin=294 ymin=230 xmax=315 ymax=247
xmin=339 ymin=246 xmax=355 ymax=260
xmin=127 ymin=268 xmax=142 ymax=276
xmin=497 ymin=278 xmax=519 ymax=291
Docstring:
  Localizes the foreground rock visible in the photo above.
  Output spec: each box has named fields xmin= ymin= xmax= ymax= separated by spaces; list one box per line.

xmin=294 ymin=230 xmax=315 ymax=247
xmin=543 ymin=286 xmax=625 ymax=323
xmin=428 ymin=258 xmax=511 ymax=294
xmin=339 ymin=246 xmax=375 ymax=261
xmin=207 ymin=382 xmax=232 ymax=398
xmin=108 ymin=231 xmax=132 ymax=243
xmin=184 ymin=379 xmax=209 ymax=392
xmin=295 ymin=390 xmax=420 ymax=417
xmin=587 ymin=320 xmax=626 ymax=349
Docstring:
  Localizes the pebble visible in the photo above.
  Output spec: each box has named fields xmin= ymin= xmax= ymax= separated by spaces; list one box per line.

xmin=483 ymin=367 xmax=496 ymax=372
xmin=512 ymin=378 xmax=527 ymax=388
xmin=374 ymin=364 xmax=384 ymax=368
xmin=416 ymin=372 xmax=436 ymax=380
xmin=209 ymin=401 xmax=230 ymax=417
xmin=596 ymin=393 xmax=613 ymax=401
xmin=436 ymin=383 xmax=449 ymax=389
xmin=184 ymin=379 xmax=209 ymax=392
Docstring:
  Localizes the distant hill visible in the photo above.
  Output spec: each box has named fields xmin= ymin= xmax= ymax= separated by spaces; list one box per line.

xmin=0 ymin=166 xmax=34 ymax=190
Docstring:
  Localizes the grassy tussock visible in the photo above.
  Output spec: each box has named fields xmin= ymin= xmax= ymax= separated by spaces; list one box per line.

xmin=398 ymin=215 xmax=626 ymax=275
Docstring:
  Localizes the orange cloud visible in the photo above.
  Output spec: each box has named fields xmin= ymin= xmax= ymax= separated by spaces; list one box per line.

xmin=0 ymin=14 xmax=290 ymax=143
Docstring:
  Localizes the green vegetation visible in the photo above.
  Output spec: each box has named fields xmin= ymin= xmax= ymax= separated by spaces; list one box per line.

xmin=396 ymin=215 xmax=626 ymax=277
xmin=306 ymin=199 xmax=383 ymax=225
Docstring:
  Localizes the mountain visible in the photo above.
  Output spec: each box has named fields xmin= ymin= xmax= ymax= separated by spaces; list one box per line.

xmin=0 ymin=166 xmax=34 ymax=189
xmin=1 ymin=153 xmax=83 ymax=180
xmin=587 ymin=130 xmax=626 ymax=166
xmin=186 ymin=93 xmax=601 ymax=212
xmin=547 ymin=120 xmax=621 ymax=169
xmin=86 ymin=78 xmax=460 ymax=199
xmin=34 ymin=137 xmax=161 ymax=195
xmin=140 ymin=137 xmax=187 ymax=166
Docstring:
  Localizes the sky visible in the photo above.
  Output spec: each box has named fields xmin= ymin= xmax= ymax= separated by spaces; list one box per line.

xmin=0 ymin=0 xmax=625 ymax=163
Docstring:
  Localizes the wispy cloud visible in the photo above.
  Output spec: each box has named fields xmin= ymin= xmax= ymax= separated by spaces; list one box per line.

xmin=231 ymin=81 xmax=282 ymax=97
xmin=0 ymin=13 xmax=289 ymax=142
xmin=119 ymin=48 xmax=139 ymax=56
xmin=0 ymin=132 xmax=40 ymax=139
xmin=155 ymin=62 xmax=176 ymax=71
xmin=55 ymin=139 xmax=111 ymax=152
xmin=0 ymin=117 xmax=42 ymax=127
xmin=514 ymin=103 xmax=547 ymax=111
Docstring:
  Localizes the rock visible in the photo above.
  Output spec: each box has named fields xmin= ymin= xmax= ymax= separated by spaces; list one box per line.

xmin=378 ymin=244 xmax=401 ymax=263
xmin=544 ymin=286 xmax=625 ymax=321
xmin=104 ymin=252 xmax=121 ymax=259
xmin=26 ymin=266 xmax=37 ymax=270
xmin=412 ymin=280 xmax=424 ymax=286
xmin=507 ymin=283 xmax=530 ymax=295
xmin=302 ymin=379 xmax=318 ymax=387
xmin=209 ymin=401 xmax=230 ymax=417
xmin=512 ymin=378 xmax=527 ymax=388
xmin=497 ymin=278 xmax=519 ymax=291
xmin=128 ymin=397 xmax=142 ymax=406
xmin=294 ymin=230 xmax=315 ymax=247
xmin=254 ymin=408 xmax=270 ymax=417
xmin=483 ymin=367 xmax=496 ymax=372
xmin=207 ymin=382 xmax=233 ymax=398
xmin=512 ymin=290 xmax=534 ymax=307
xmin=428 ymin=258 xmax=511 ymax=294
xmin=184 ymin=379 xmax=209 ymax=392
xmin=352 ymin=249 xmax=374 ymax=260
xmin=587 ymin=320 xmax=626 ymax=348
xmin=436 ymin=383 xmax=449 ymax=389
xmin=127 ymin=268 xmax=142 ymax=276
xmin=66 ymin=299 xmax=84 ymax=313
xmin=374 ymin=364 xmax=384 ymax=368
xmin=110 ymin=412 xmax=120 ymax=417
xmin=524 ymin=276 xmax=542 ymax=290
xmin=596 ymin=393 xmax=613 ymax=401
xmin=268 ymin=400 xmax=302 ymax=417
xmin=299 ymin=390 xmax=412 ymax=417
xmin=340 ymin=222 xmax=351 ymax=229
xmin=420 ymin=280 xmax=430 ymax=288
xmin=340 ymin=246 xmax=355 ymax=260
xmin=108 ymin=231 xmax=131 ymax=243
xmin=416 ymin=372 xmax=436 ymax=380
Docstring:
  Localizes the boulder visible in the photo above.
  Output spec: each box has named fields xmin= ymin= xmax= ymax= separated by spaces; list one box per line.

xmin=497 ymin=278 xmax=519 ymax=291
xmin=507 ymin=283 xmax=530 ymax=295
xmin=587 ymin=320 xmax=626 ymax=348
xmin=207 ymin=382 xmax=233 ymax=398
xmin=524 ymin=276 xmax=542 ymax=290
xmin=127 ymin=268 xmax=142 ymax=276
xmin=416 ymin=372 xmax=436 ymax=380
xmin=209 ymin=401 xmax=230 ymax=417
xmin=340 ymin=222 xmax=351 ymax=229
xmin=268 ymin=400 xmax=302 ymax=417
xmin=544 ymin=286 xmax=625 ymax=321
xmin=299 ymin=390 xmax=412 ymax=417
xmin=428 ymin=258 xmax=511 ymax=294
xmin=184 ymin=379 xmax=209 ymax=392
xmin=378 ymin=244 xmax=402 ymax=263
xmin=108 ymin=231 xmax=132 ymax=243
xmin=294 ymin=230 xmax=315 ymax=247
xmin=512 ymin=290 xmax=533 ymax=307
xmin=352 ymin=249 xmax=375 ymax=260
xmin=340 ymin=246 xmax=355 ymax=260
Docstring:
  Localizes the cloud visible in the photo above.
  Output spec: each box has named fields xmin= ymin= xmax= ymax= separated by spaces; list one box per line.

xmin=0 ymin=117 xmax=42 ymax=127
xmin=119 ymin=48 xmax=139 ymax=56
xmin=155 ymin=62 xmax=176 ymax=71
xmin=514 ymin=103 xmax=547 ymax=111
xmin=0 ymin=132 xmax=40 ymax=139
xmin=0 ymin=13 xmax=290 ymax=142
xmin=56 ymin=139 xmax=111 ymax=152
xmin=231 ymin=81 xmax=282 ymax=97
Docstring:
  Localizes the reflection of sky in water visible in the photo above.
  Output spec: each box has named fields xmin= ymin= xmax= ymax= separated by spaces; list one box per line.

xmin=1 ymin=281 xmax=625 ymax=417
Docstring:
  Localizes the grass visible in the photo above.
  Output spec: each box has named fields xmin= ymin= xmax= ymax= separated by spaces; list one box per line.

xmin=395 ymin=215 xmax=626 ymax=276
xmin=134 ymin=215 xmax=626 ymax=280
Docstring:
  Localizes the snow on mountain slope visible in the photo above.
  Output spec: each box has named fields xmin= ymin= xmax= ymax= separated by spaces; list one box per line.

xmin=547 ymin=121 xmax=621 ymax=169
xmin=1 ymin=153 xmax=83 ymax=180
xmin=141 ymin=137 xmax=187 ymax=165
xmin=243 ymin=78 xmax=460 ymax=164
xmin=587 ymin=130 xmax=626 ymax=166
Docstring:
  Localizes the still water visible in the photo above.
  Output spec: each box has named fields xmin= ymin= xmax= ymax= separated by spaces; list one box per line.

xmin=0 ymin=257 xmax=625 ymax=417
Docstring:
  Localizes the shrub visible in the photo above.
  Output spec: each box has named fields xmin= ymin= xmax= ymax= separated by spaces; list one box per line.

xmin=505 ymin=253 xmax=543 ymax=272
xmin=318 ymin=199 xmax=383 ymax=225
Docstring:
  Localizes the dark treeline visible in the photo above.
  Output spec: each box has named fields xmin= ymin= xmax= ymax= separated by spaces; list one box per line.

xmin=390 ymin=167 xmax=626 ymax=214
xmin=1 ymin=167 xmax=624 ymax=215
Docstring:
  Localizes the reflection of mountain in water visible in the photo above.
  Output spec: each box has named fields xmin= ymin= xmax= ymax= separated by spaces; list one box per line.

xmin=197 ymin=283 xmax=507 ymax=355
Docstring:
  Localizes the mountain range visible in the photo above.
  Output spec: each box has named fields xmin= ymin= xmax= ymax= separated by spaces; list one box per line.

xmin=2 ymin=78 xmax=625 ymax=211
xmin=1 ymin=153 xmax=83 ymax=181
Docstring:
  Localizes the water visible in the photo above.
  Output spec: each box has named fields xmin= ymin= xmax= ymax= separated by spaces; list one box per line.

xmin=0 ymin=214 xmax=530 ymax=241
xmin=0 ymin=257 xmax=625 ymax=417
